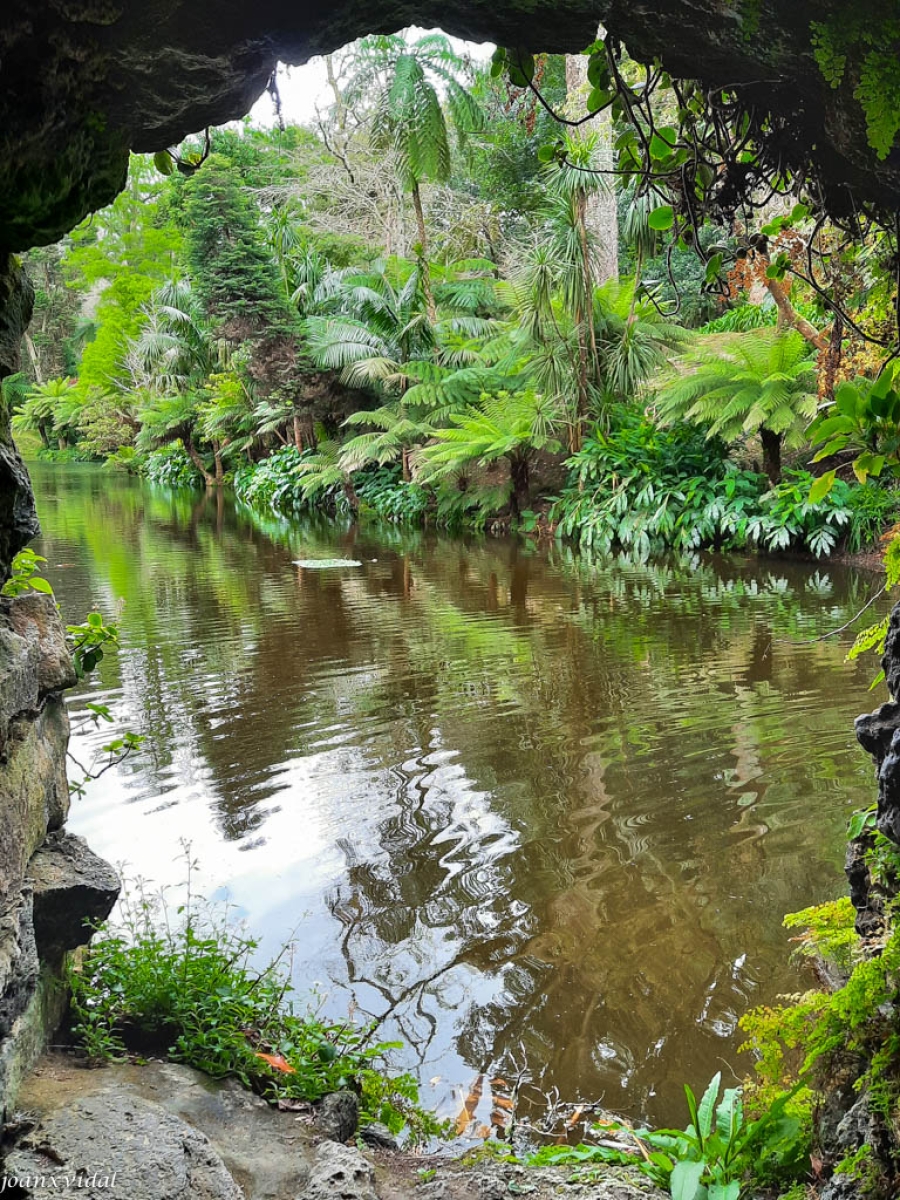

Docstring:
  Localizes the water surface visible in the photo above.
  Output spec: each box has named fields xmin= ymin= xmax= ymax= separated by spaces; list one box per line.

xmin=30 ymin=464 xmax=888 ymax=1131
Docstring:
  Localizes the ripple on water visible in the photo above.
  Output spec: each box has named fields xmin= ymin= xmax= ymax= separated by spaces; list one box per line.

xmin=29 ymin=464 xmax=891 ymax=1127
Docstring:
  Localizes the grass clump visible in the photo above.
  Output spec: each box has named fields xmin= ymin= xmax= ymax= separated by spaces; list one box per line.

xmin=67 ymin=855 xmax=446 ymax=1144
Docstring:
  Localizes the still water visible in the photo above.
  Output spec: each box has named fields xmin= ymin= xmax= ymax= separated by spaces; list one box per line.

xmin=29 ymin=463 xmax=889 ymax=1130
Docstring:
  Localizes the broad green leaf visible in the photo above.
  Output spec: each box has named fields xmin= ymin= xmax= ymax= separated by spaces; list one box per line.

xmin=671 ymin=1159 xmax=705 ymax=1200
xmin=853 ymin=452 xmax=885 ymax=483
xmin=808 ymin=470 xmax=836 ymax=504
xmin=704 ymin=254 xmax=723 ymax=283
xmin=648 ymin=205 xmax=674 ymax=230
xmin=811 ymin=436 xmax=849 ymax=462
xmin=650 ymin=131 xmax=676 ymax=160
xmin=588 ymin=87 xmax=614 ymax=112
xmin=153 ymin=150 xmax=173 ymax=176
xmin=697 ymin=1073 xmax=720 ymax=1140
xmin=587 ymin=52 xmax=609 ymax=88
xmin=870 ymin=369 xmax=894 ymax=401
xmin=848 ymin=808 xmax=876 ymax=839
xmin=709 ymin=1183 xmax=740 ymax=1200
xmin=29 ymin=577 xmax=54 ymax=595
xmin=834 ymin=381 xmax=861 ymax=418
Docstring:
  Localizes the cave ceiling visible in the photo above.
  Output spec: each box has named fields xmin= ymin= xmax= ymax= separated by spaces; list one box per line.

xmin=0 ymin=0 xmax=895 ymax=252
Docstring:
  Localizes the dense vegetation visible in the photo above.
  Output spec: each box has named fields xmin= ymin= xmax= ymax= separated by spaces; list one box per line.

xmin=14 ymin=32 xmax=900 ymax=561
xmin=17 ymin=31 xmax=900 ymax=1193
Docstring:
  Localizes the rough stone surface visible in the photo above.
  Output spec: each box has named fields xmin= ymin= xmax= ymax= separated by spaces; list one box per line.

xmin=0 ymin=0 xmax=899 ymax=255
xmin=359 ymin=1121 xmax=398 ymax=1151
xmin=0 ymin=891 xmax=37 ymax=1041
xmin=7 ymin=594 xmax=78 ymax=696
xmin=316 ymin=1088 xmax=359 ymax=1144
xmin=0 ymin=701 xmax=71 ymax=904
xmin=5 ymin=1086 xmax=244 ymax=1200
xmin=382 ymin=1159 xmax=666 ymax=1200
xmin=14 ymin=1058 xmax=312 ymax=1200
xmin=28 ymin=832 xmax=120 ymax=960
xmin=302 ymin=1141 xmax=378 ymax=1200
xmin=851 ymin=602 xmax=900 ymax=931
xmin=0 ymin=257 xmax=39 ymax=576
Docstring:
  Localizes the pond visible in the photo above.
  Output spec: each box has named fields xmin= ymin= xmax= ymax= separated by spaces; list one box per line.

xmin=29 ymin=462 xmax=889 ymax=1133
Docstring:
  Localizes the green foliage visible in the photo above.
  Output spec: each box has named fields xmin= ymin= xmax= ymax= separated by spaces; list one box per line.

xmin=530 ymin=1072 xmax=807 ymax=1198
xmin=182 ymin=156 xmax=297 ymax=333
xmin=233 ymin=445 xmax=310 ymax=515
xmin=783 ymin=897 xmax=859 ymax=975
xmin=142 ymin=445 xmax=202 ymax=489
xmin=808 ymin=363 xmax=900 ymax=494
xmin=655 ymin=330 xmax=818 ymax=481
xmin=69 ymin=867 xmax=445 ymax=1142
xmin=67 ymin=609 xmax=120 ymax=678
xmin=1 ymin=548 xmax=55 ymax=598
xmin=811 ymin=11 xmax=900 ymax=158
xmin=551 ymin=416 xmax=880 ymax=557
xmin=356 ymin=465 xmax=430 ymax=523
xmin=352 ymin=33 xmax=483 ymax=194
xmin=741 ymin=922 xmax=900 ymax=1175
xmin=846 ymin=533 xmax=900 ymax=673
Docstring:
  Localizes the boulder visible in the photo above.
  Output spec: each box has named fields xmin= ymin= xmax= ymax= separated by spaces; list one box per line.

xmin=28 ymin=832 xmax=120 ymax=961
xmin=4 ymin=1087 xmax=244 ymax=1200
xmin=316 ymin=1089 xmax=359 ymax=1144
xmin=7 ymin=594 xmax=78 ymax=696
xmin=302 ymin=1141 xmax=378 ymax=1200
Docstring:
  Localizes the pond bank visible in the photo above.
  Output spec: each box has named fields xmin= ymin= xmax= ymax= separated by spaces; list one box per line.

xmin=7 ymin=1055 xmax=661 ymax=1200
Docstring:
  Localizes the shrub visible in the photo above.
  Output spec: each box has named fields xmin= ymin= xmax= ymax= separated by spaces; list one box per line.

xmin=233 ymin=444 xmax=311 ymax=515
xmin=551 ymin=416 xmax=898 ymax=557
xmin=69 ymin=864 xmax=445 ymax=1144
xmin=355 ymin=465 xmax=430 ymax=523
xmin=143 ymin=444 xmax=202 ymax=488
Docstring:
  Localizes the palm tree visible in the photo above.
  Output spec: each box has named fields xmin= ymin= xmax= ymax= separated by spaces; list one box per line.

xmin=12 ymin=378 xmax=74 ymax=448
xmin=416 ymin=389 xmax=563 ymax=518
xmin=346 ymin=33 xmax=483 ymax=321
xmin=594 ymin=277 xmax=688 ymax=400
xmin=655 ymin=329 xmax=818 ymax=484
xmin=293 ymin=439 xmax=360 ymax=513
xmin=307 ymin=260 xmax=495 ymax=479
xmin=136 ymin=280 xmax=231 ymax=484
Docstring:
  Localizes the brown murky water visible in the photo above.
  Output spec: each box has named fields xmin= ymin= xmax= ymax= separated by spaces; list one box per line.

xmin=30 ymin=463 xmax=889 ymax=1131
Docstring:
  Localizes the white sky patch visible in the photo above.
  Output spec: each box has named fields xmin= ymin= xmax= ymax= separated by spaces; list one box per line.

xmin=248 ymin=28 xmax=495 ymax=129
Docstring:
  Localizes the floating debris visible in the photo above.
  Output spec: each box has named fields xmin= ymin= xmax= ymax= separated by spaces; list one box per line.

xmin=291 ymin=559 xmax=362 ymax=569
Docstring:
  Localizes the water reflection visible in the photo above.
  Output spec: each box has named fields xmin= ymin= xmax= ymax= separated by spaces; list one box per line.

xmin=30 ymin=463 xmax=887 ymax=1127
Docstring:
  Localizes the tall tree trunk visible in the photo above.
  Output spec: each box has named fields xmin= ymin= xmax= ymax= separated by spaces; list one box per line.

xmin=214 ymin=443 xmax=224 ymax=487
xmin=185 ymin=434 xmax=215 ymax=487
xmin=760 ymin=428 xmax=782 ymax=485
xmin=24 ymin=332 xmax=43 ymax=384
xmin=411 ymin=182 xmax=437 ymax=324
xmin=509 ymin=453 xmax=530 ymax=519
xmin=565 ymin=50 xmax=618 ymax=286
xmin=293 ymin=412 xmax=304 ymax=452
xmin=822 ymin=311 xmax=844 ymax=401
xmin=343 ymin=478 xmax=359 ymax=514
xmin=300 ymin=412 xmax=317 ymax=451
xmin=401 ymin=446 xmax=411 ymax=483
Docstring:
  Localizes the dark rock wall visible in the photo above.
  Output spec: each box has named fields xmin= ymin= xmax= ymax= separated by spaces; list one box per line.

xmin=0 ymin=0 xmax=898 ymax=255
xmin=0 ymin=593 xmax=119 ymax=1118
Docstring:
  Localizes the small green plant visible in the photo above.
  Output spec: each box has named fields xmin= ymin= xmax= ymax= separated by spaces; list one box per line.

xmin=783 ymin=897 xmax=859 ymax=975
xmin=1 ymin=548 xmax=55 ymax=598
xmin=530 ymin=1073 xmax=805 ymax=1199
xmin=69 ymin=854 xmax=447 ymax=1144
xmin=67 ymin=610 xmax=120 ymax=678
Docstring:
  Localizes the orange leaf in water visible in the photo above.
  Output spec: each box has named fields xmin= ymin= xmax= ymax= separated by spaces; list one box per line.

xmin=455 ymin=1075 xmax=484 ymax=1136
xmin=256 ymin=1052 xmax=296 ymax=1075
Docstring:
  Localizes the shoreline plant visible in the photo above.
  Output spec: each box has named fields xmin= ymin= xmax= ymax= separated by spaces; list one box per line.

xmin=67 ymin=851 xmax=446 ymax=1145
